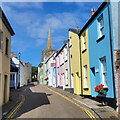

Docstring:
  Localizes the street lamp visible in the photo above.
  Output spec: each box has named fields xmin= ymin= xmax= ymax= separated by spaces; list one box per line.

xmin=18 ymin=52 xmax=21 ymax=88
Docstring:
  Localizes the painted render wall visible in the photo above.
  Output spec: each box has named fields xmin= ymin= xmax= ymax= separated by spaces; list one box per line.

xmin=80 ymin=29 xmax=91 ymax=95
xmin=69 ymin=30 xmax=81 ymax=95
xmin=55 ymin=53 xmax=63 ymax=88
xmin=62 ymin=43 xmax=73 ymax=92
xmin=0 ymin=18 xmax=12 ymax=104
xmin=88 ymin=4 xmax=115 ymax=98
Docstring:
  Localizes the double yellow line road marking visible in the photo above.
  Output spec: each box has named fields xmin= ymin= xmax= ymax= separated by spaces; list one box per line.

xmin=7 ymin=87 xmax=28 ymax=119
xmin=7 ymin=86 xmax=96 ymax=119
xmin=47 ymin=87 xmax=96 ymax=120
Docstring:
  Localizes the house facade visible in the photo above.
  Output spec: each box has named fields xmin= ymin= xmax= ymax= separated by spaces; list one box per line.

xmin=62 ymin=42 xmax=73 ymax=92
xmin=55 ymin=49 xmax=63 ymax=88
xmin=110 ymin=1 xmax=120 ymax=112
xmin=11 ymin=56 xmax=25 ymax=87
xmin=0 ymin=8 xmax=15 ymax=106
xmin=46 ymin=52 xmax=56 ymax=87
xmin=79 ymin=29 xmax=91 ymax=96
xmin=85 ymin=2 xmax=116 ymax=100
xmin=69 ymin=29 xmax=81 ymax=95
xmin=38 ymin=63 xmax=43 ymax=84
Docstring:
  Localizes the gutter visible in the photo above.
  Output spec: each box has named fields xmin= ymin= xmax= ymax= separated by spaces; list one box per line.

xmin=107 ymin=2 xmax=116 ymax=102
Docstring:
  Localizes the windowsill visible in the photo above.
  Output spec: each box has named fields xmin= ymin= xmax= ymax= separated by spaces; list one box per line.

xmin=97 ymin=35 xmax=105 ymax=43
xmin=82 ymin=49 xmax=87 ymax=53
xmin=84 ymin=88 xmax=89 ymax=91
xmin=103 ymin=86 xmax=108 ymax=91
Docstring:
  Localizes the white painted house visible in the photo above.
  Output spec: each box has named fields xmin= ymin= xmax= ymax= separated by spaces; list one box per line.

xmin=46 ymin=52 xmax=56 ymax=87
xmin=62 ymin=41 xmax=74 ymax=92
xmin=10 ymin=55 xmax=25 ymax=88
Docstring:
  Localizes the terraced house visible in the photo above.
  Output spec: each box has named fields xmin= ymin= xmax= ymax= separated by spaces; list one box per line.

xmin=84 ymin=2 xmax=117 ymax=104
xmin=0 ymin=8 xmax=15 ymax=106
xmin=69 ymin=29 xmax=81 ymax=95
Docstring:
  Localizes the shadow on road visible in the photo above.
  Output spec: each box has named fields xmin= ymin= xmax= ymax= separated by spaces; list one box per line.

xmin=14 ymin=86 xmax=51 ymax=118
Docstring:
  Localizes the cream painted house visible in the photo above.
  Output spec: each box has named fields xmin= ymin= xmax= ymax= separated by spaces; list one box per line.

xmin=0 ymin=8 xmax=15 ymax=107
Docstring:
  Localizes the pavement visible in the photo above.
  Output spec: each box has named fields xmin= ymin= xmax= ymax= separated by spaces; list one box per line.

xmin=49 ymin=86 xmax=120 ymax=119
xmin=2 ymin=85 xmax=28 ymax=119
xmin=2 ymin=82 xmax=120 ymax=119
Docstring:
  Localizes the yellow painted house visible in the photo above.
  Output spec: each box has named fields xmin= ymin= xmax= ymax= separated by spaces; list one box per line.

xmin=69 ymin=28 xmax=91 ymax=96
xmin=69 ymin=29 xmax=81 ymax=95
xmin=80 ymin=29 xmax=91 ymax=95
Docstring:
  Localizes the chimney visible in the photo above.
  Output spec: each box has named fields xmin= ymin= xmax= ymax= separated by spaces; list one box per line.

xmin=91 ymin=8 xmax=95 ymax=16
xmin=13 ymin=53 xmax=16 ymax=56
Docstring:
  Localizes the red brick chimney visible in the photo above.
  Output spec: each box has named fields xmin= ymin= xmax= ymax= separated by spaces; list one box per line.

xmin=91 ymin=8 xmax=95 ymax=16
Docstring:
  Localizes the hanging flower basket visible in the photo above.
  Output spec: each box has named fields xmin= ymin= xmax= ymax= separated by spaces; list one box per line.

xmin=95 ymin=84 xmax=107 ymax=95
xmin=44 ymin=77 xmax=48 ymax=81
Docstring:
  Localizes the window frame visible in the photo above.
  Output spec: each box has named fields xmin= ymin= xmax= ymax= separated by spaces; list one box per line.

xmin=83 ymin=32 xmax=87 ymax=51
xmin=101 ymin=57 xmax=107 ymax=87
xmin=84 ymin=65 xmax=88 ymax=89
xmin=98 ymin=14 xmax=104 ymax=37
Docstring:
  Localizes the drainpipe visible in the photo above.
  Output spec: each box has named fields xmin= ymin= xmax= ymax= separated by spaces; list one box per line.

xmin=107 ymin=2 xmax=116 ymax=103
xmin=68 ymin=39 xmax=72 ymax=89
xmin=78 ymin=34 xmax=83 ymax=95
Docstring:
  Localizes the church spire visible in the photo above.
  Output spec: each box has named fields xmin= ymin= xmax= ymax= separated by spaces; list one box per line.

xmin=46 ymin=28 xmax=53 ymax=50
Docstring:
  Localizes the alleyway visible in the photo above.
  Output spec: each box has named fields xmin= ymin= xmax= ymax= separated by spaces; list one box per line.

xmin=7 ymin=83 xmax=98 ymax=119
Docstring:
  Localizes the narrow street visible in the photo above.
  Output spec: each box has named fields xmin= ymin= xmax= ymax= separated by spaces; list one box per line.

xmin=8 ymin=83 xmax=98 ymax=119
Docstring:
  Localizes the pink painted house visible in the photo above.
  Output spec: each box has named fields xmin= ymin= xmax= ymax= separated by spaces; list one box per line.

xmin=55 ymin=46 xmax=66 ymax=88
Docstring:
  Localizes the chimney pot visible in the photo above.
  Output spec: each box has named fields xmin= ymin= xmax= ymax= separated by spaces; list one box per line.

xmin=91 ymin=8 xmax=95 ymax=16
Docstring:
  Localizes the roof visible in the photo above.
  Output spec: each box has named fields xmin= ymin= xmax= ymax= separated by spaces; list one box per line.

xmin=55 ymin=44 xmax=67 ymax=58
xmin=69 ymin=29 xmax=80 ymax=34
xmin=0 ymin=7 xmax=15 ymax=36
xmin=78 ymin=2 xmax=107 ymax=36
xmin=45 ymin=51 xmax=57 ymax=63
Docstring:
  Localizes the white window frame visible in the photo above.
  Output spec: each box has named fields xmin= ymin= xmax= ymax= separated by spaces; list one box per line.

xmin=98 ymin=14 xmax=104 ymax=37
xmin=101 ymin=57 xmax=107 ymax=87
xmin=83 ymin=33 xmax=87 ymax=50
xmin=65 ymin=69 xmax=68 ymax=85
xmin=65 ymin=46 xmax=67 ymax=61
xmin=84 ymin=65 xmax=88 ymax=88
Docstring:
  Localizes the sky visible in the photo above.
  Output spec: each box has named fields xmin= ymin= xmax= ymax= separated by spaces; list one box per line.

xmin=2 ymin=2 xmax=102 ymax=67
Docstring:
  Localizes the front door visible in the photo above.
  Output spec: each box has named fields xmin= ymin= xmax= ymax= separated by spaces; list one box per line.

xmin=4 ymin=75 xmax=7 ymax=103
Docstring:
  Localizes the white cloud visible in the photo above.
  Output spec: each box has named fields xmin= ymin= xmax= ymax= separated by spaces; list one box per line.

xmin=2 ymin=2 xmax=85 ymax=50
xmin=36 ymin=39 xmax=45 ymax=46
xmin=2 ymin=2 xmax=43 ymax=9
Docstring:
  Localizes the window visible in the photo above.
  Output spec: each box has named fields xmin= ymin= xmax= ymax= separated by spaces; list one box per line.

xmin=98 ymin=14 xmax=104 ymax=37
xmin=5 ymin=38 xmax=9 ymax=55
xmin=65 ymin=47 xmax=67 ymax=61
xmin=65 ymin=69 xmax=68 ymax=85
xmin=84 ymin=66 xmax=88 ymax=88
xmin=101 ymin=57 xmax=107 ymax=87
xmin=69 ymin=36 xmax=72 ymax=47
xmin=83 ymin=33 xmax=87 ymax=50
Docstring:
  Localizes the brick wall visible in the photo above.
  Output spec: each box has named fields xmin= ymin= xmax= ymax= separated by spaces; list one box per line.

xmin=114 ymin=50 xmax=120 ymax=112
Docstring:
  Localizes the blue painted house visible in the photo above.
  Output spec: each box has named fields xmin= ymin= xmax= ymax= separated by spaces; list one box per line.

xmin=79 ymin=2 xmax=116 ymax=100
xmin=89 ymin=2 xmax=116 ymax=99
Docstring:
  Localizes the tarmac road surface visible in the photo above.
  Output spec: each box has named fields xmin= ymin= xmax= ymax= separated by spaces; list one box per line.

xmin=10 ymin=83 xmax=98 ymax=119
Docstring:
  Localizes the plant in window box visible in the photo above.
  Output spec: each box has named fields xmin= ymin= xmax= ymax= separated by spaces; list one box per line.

xmin=95 ymin=84 xmax=107 ymax=95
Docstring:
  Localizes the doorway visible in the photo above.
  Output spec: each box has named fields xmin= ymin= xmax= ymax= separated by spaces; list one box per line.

xmin=4 ymin=75 xmax=7 ymax=103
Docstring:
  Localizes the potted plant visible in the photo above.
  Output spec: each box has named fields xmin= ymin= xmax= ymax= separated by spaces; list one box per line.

xmin=95 ymin=84 xmax=107 ymax=95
